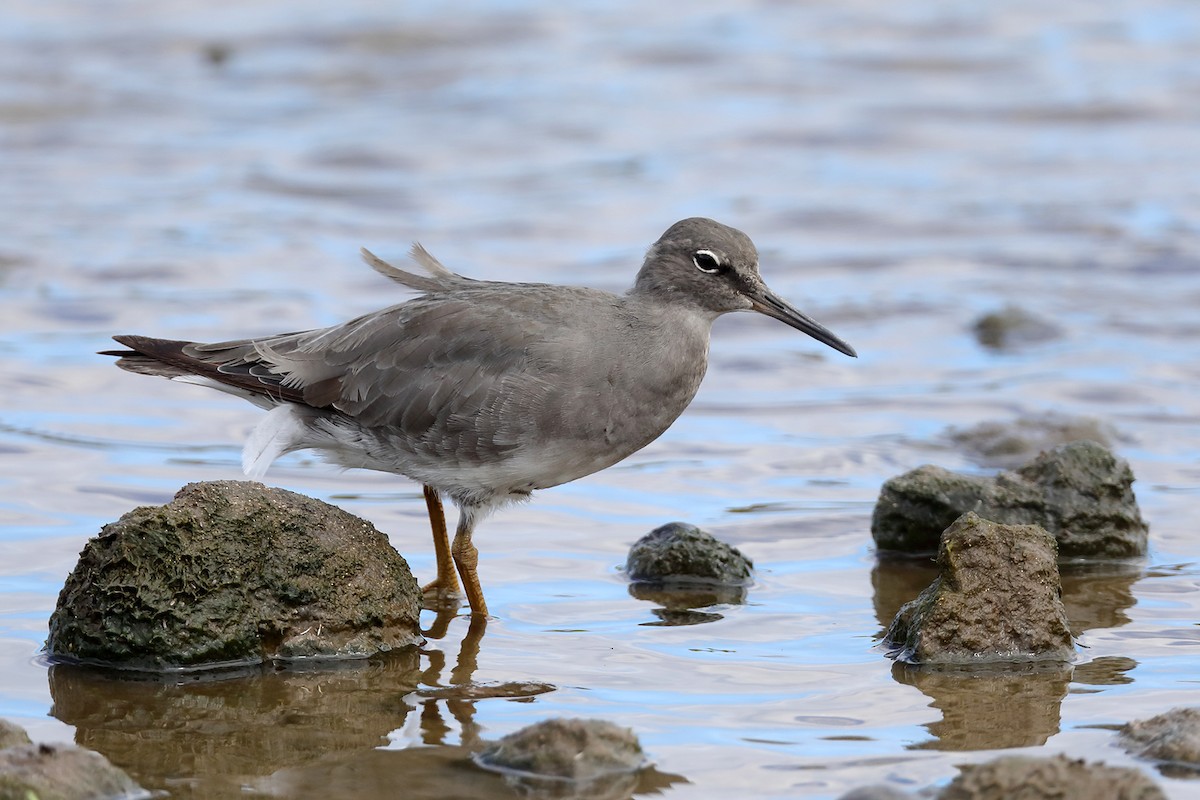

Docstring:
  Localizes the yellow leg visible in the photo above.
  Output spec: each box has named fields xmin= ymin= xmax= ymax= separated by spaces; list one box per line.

xmin=452 ymin=509 xmax=489 ymax=618
xmin=420 ymin=485 xmax=462 ymax=609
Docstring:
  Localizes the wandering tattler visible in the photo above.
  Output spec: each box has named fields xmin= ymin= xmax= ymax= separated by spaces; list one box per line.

xmin=103 ymin=218 xmax=856 ymax=617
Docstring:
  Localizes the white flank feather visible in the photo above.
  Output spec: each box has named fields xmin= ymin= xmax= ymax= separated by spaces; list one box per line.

xmin=242 ymin=405 xmax=310 ymax=479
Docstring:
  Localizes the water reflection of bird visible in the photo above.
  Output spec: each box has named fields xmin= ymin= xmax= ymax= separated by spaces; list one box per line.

xmin=103 ymin=218 xmax=856 ymax=617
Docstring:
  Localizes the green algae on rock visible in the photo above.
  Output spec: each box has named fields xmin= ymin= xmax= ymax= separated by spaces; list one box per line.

xmin=885 ymin=513 xmax=1075 ymax=666
xmin=872 ymin=440 xmax=1148 ymax=558
xmin=47 ymin=481 xmax=421 ymax=670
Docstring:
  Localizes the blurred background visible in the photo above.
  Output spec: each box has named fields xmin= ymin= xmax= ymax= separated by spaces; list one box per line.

xmin=2 ymin=1 xmax=1199 ymax=798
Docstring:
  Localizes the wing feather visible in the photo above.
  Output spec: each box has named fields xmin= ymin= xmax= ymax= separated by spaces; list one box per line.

xmin=106 ymin=278 xmax=626 ymax=471
xmin=359 ymin=245 xmax=475 ymax=292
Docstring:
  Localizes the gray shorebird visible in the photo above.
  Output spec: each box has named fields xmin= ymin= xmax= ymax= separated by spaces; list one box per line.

xmin=103 ymin=218 xmax=856 ymax=617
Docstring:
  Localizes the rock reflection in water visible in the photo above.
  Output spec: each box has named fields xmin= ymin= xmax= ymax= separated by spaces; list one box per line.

xmin=870 ymin=556 xmax=939 ymax=633
xmin=255 ymin=619 xmax=685 ymax=799
xmin=1059 ymin=563 xmax=1142 ymax=635
xmin=258 ymin=744 xmax=685 ymax=800
xmin=873 ymin=557 xmax=1140 ymax=750
xmin=45 ymin=618 xmax=602 ymax=799
xmin=1072 ymin=656 xmax=1137 ymax=688
xmin=49 ymin=651 xmax=423 ymax=797
xmin=893 ymin=661 xmax=1072 ymax=751
xmin=627 ymin=582 xmax=749 ymax=626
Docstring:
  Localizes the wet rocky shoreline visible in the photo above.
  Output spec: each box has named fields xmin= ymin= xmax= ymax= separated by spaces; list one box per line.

xmin=10 ymin=428 xmax=1195 ymax=798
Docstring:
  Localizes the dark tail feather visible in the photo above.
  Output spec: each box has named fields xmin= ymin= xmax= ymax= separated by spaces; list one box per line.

xmin=101 ymin=334 xmax=306 ymax=404
xmin=101 ymin=335 xmax=199 ymax=378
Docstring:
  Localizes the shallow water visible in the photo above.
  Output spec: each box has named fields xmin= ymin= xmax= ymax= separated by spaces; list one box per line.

xmin=2 ymin=1 xmax=1199 ymax=797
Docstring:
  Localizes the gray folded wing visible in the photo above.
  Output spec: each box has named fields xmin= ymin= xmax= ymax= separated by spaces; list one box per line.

xmin=182 ymin=285 xmax=610 ymax=464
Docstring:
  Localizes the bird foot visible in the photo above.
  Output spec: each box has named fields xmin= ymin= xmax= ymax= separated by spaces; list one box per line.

xmin=421 ymin=578 xmax=463 ymax=612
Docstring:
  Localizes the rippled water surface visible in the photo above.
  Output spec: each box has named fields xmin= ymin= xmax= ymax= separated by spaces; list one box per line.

xmin=3 ymin=1 xmax=1200 ymax=798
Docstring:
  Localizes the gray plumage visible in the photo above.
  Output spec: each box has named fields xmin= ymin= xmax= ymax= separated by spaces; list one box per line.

xmin=104 ymin=217 xmax=855 ymax=617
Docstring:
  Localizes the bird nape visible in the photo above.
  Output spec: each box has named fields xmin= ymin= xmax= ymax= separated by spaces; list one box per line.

xmin=102 ymin=218 xmax=856 ymax=618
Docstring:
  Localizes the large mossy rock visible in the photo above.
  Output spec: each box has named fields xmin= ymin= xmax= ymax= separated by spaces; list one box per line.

xmin=47 ymin=481 xmax=421 ymax=670
xmin=872 ymin=441 xmax=1147 ymax=558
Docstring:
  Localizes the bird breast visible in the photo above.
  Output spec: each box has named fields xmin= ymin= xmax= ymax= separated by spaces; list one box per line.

xmin=505 ymin=299 xmax=714 ymax=489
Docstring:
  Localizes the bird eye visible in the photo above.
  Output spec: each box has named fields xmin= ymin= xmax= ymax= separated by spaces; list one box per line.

xmin=693 ymin=250 xmax=723 ymax=274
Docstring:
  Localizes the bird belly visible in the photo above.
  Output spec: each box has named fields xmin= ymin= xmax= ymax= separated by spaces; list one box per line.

xmin=296 ymin=388 xmax=692 ymax=507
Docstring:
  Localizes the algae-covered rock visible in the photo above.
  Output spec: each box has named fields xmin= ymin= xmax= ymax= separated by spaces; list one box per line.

xmin=625 ymin=523 xmax=752 ymax=623
xmin=1120 ymin=706 xmax=1200 ymax=775
xmin=938 ymin=754 xmax=1164 ymax=800
xmin=0 ymin=741 xmax=149 ymax=800
xmin=47 ymin=481 xmax=421 ymax=670
xmin=885 ymin=513 xmax=1075 ymax=666
xmin=872 ymin=440 xmax=1147 ymax=558
xmin=625 ymin=522 xmax=753 ymax=585
xmin=474 ymin=718 xmax=646 ymax=781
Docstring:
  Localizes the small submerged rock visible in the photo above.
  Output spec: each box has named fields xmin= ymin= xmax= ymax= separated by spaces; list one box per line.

xmin=0 ymin=722 xmax=149 ymax=800
xmin=627 ymin=582 xmax=747 ymax=626
xmin=625 ymin=523 xmax=753 ymax=622
xmin=885 ymin=513 xmax=1075 ymax=666
xmin=837 ymin=786 xmax=915 ymax=799
xmin=1120 ymin=706 xmax=1200 ymax=775
xmin=47 ymin=481 xmax=421 ymax=670
xmin=474 ymin=718 xmax=646 ymax=791
xmin=625 ymin=522 xmax=753 ymax=585
xmin=939 ymin=754 xmax=1164 ymax=800
xmin=201 ymin=42 xmax=233 ymax=67
xmin=972 ymin=304 xmax=1061 ymax=350
xmin=872 ymin=440 xmax=1147 ymax=558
